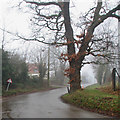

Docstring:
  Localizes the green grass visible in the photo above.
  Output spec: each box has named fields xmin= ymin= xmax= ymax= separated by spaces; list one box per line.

xmin=2 ymin=88 xmax=37 ymax=97
xmin=2 ymin=87 xmax=56 ymax=97
xmin=61 ymin=84 xmax=120 ymax=117
xmin=85 ymin=83 xmax=101 ymax=89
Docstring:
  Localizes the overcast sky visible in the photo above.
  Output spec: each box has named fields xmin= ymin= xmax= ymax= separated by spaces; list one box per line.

xmin=0 ymin=0 xmax=119 ymax=49
xmin=0 ymin=0 xmax=92 ymax=54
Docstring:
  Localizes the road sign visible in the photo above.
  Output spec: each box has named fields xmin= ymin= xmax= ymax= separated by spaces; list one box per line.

xmin=7 ymin=78 xmax=12 ymax=83
xmin=6 ymin=78 xmax=12 ymax=91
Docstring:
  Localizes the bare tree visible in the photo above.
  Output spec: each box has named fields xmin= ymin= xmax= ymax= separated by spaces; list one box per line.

xmin=27 ymin=46 xmax=47 ymax=86
xmin=18 ymin=0 xmax=120 ymax=92
xmin=49 ymin=46 xmax=67 ymax=85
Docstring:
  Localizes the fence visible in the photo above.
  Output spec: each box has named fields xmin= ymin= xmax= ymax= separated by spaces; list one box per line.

xmin=112 ymin=68 xmax=120 ymax=91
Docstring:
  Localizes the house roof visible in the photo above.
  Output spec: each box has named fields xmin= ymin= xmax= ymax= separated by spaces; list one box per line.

xmin=28 ymin=64 xmax=39 ymax=74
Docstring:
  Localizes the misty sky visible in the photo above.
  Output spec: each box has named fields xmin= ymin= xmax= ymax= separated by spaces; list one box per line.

xmin=0 ymin=0 xmax=119 ymax=49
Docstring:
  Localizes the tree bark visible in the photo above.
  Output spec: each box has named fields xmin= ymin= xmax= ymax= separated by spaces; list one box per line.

xmin=70 ymin=66 xmax=81 ymax=92
xmin=62 ymin=2 xmax=81 ymax=92
xmin=112 ymin=68 xmax=116 ymax=91
xmin=101 ymin=65 xmax=106 ymax=85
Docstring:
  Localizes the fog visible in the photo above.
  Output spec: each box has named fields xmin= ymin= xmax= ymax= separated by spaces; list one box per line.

xmin=81 ymin=64 xmax=97 ymax=87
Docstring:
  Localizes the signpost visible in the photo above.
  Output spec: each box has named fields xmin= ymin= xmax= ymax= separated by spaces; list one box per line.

xmin=6 ymin=78 xmax=12 ymax=91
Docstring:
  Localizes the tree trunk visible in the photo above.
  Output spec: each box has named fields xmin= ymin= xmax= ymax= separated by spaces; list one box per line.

xmin=61 ymin=1 xmax=96 ymax=92
xmin=70 ymin=66 xmax=81 ymax=92
xmin=101 ymin=66 xmax=106 ymax=85
xmin=60 ymin=61 xmax=65 ymax=85
xmin=62 ymin=2 xmax=81 ymax=92
xmin=112 ymin=68 xmax=116 ymax=91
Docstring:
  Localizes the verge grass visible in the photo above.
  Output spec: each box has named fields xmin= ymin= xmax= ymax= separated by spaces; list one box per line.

xmin=61 ymin=83 xmax=120 ymax=117
xmin=2 ymin=86 xmax=58 ymax=97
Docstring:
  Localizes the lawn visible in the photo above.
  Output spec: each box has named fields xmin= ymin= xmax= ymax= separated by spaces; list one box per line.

xmin=61 ymin=83 xmax=120 ymax=117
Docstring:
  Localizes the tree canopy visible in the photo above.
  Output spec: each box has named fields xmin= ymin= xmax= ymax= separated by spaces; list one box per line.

xmin=2 ymin=49 xmax=28 ymax=89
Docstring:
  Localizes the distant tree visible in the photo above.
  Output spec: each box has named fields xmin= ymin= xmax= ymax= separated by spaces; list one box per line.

xmin=81 ymin=75 xmax=89 ymax=84
xmin=19 ymin=60 xmax=29 ymax=83
xmin=57 ymin=61 xmax=66 ymax=85
xmin=38 ymin=61 xmax=47 ymax=86
xmin=50 ymin=46 xmax=67 ymax=85
xmin=2 ymin=49 xmax=14 ymax=88
xmin=55 ymin=65 xmax=65 ymax=85
xmin=17 ymin=0 xmax=120 ymax=92
xmin=9 ymin=54 xmax=28 ymax=83
xmin=27 ymin=47 xmax=47 ymax=87
xmin=92 ymin=21 xmax=117 ymax=85
xmin=95 ymin=64 xmax=111 ymax=85
xmin=2 ymin=50 xmax=28 ymax=89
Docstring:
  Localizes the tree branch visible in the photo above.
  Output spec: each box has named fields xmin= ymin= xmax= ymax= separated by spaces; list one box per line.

xmin=110 ymin=14 xmax=120 ymax=19
xmin=24 ymin=0 xmax=61 ymax=7
xmin=100 ymin=3 xmax=120 ymax=22
xmin=93 ymin=1 xmax=102 ymax=20
xmin=82 ymin=61 xmax=99 ymax=66
xmin=17 ymin=33 xmax=68 ymax=46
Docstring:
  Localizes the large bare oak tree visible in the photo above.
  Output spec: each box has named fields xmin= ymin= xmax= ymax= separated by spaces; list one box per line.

xmin=21 ymin=0 xmax=120 ymax=92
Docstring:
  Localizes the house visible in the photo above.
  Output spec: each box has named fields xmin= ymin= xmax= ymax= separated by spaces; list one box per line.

xmin=28 ymin=64 xmax=39 ymax=77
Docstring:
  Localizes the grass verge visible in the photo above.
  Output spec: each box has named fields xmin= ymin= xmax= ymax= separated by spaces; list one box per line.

xmin=61 ymin=83 xmax=120 ymax=117
xmin=2 ymin=86 xmax=58 ymax=98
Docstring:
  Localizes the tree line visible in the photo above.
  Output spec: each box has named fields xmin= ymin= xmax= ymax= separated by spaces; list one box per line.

xmin=2 ymin=48 xmax=48 ymax=90
xmin=2 ymin=48 xmax=28 ymax=90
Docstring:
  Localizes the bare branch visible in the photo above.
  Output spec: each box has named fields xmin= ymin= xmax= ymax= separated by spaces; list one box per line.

xmin=82 ymin=61 xmax=99 ymax=66
xmin=24 ymin=0 xmax=61 ymax=8
xmin=100 ymin=3 xmax=120 ymax=22
xmin=110 ymin=14 xmax=120 ymax=19
xmin=16 ymin=34 xmax=65 ymax=45
xmin=93 ymin=1 xmax=102 ymax=20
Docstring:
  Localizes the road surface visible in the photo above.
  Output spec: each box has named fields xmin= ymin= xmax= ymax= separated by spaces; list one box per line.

xmin=2 ymin=87 xmax=109 ymax=118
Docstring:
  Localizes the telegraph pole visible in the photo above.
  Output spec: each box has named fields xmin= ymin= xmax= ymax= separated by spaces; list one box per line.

xmin=118 ymin=1 xmax=120 ymax=113
xmin=47 ymin=45 xmax=50 ymax=87
xmin=2 ymin=25 xmax=5 ymax=50
xmin=118 ymin=2 xmax=120 ymax=75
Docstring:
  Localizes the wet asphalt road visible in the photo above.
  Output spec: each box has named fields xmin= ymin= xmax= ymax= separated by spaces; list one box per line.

xmin=2 ymin=87 xmax=109 ymax=118
xmin=0 ymin=98 xmax=2 ymax=119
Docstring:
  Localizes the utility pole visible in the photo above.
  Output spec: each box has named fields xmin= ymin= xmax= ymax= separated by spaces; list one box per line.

xmin=2 ymin=25 xmax=5 ymax=50
xmin=47 ymin=46 xmax=50 ymax=87
xmin=118 ymin=2 xmax=120 ymax=75
xmin=118 ymin=1 xmax=120 ymax=113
